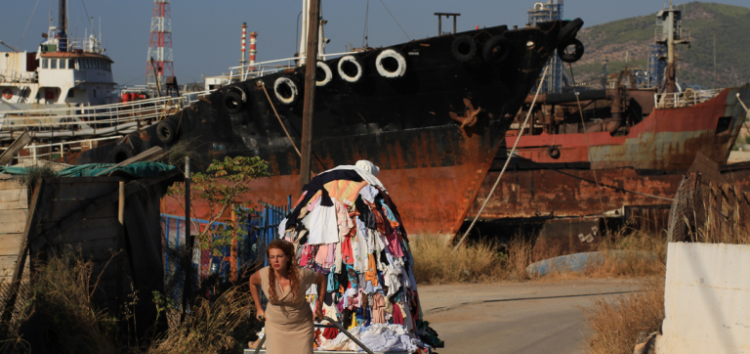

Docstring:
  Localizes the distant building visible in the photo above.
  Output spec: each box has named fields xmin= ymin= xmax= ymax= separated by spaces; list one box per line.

xmin=528 ymin=0 xmax=564 ymax=94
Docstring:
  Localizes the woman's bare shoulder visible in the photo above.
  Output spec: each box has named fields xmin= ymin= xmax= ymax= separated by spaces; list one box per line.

xmin=249 ymin=266 xmax=269 ymax=284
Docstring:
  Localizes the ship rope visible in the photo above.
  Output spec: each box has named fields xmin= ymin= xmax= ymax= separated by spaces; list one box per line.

xmin=568 ymin=62 xmax=611 ymax=235
xmin=454 ymin=65 xmax=550 ymax=251
xmin=378 ymin=0 xmax=410 ymax=41
xmin=260 ymin=82 xmax=303 ymax=158
xmin=18 ymin=0 xmax=42 ymax=50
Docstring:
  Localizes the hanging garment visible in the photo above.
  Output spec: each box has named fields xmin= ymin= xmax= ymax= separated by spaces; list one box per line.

xmin=366 ymin=254 xmax=379 ymax=286
xmin=355 ymin=197 xmax=377 ymax=230
xmin=320 ymin=162 xmax=386 ymax=193
xmin=335 ymin=199 xmax=355 ymax=241
xmin=372 ymin=293 xmax=387 ymax=324
xmin=315 ymin=244 xmax=330 ymax=266
xmin=377 ymin=200 xmax=400 ymax=229
xmin=341 ymin=236 xmax=354 ymax=265
xmin=351 ymin=228 xmax=368 ymax=272
xmin=307 ymin=201 xmax=339 ymax=245
xmin=385 ymin=231 xmax=405 ymax=258
xmin=325 ymin=179 xmax=368 ymax=206
xmin=286 ymin=170 xmax=364 ymax=229
xmin=324 ymin=243 xmax=336 ymax=268
xmin=367 ymin=201 xmax=387 ymax=235
xmin=392 ymin=302 xmax=405 ymax=325
xmin=359 ymin=185 xmax=379 ymax=204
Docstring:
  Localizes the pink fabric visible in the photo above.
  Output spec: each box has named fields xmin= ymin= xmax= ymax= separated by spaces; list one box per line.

xmin=335 ymin=199 xmax=354 ymax=241
xmin=372 ymin=293 xmax=386 ymax=323
xmin=315 ymin=244 xmax=329 ymax=265
xmin=385 ymin=231 xmax=404 ymax=258
xmin=341 ymin=236 xmax=354 ymax=264
xmin=325 ymin=243 xmax=336 ymax=268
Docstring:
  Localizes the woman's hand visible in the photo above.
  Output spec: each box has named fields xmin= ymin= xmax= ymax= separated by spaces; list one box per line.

xmin=256 ymin=307 xmax=266 ymax=322
xmin=314 ymin=303 xmax=323 ymax=322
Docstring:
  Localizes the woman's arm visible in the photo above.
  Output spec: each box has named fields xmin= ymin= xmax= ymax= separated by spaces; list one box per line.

xmin=249 ymin=271 xmax=265 ymax=321
xmin=314 ymin=272 xmax=325 ymax=321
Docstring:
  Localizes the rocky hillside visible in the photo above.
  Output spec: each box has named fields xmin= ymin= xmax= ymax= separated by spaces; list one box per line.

xmin=571 ymin=2 xmax=750 ymax=88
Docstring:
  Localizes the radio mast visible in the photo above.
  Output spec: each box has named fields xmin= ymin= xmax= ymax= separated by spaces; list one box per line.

xmin=146 ymin=0 xmax=174 ymax=93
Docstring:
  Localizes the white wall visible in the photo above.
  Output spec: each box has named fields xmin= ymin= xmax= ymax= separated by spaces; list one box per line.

xmin=656 ymin=243 xmax=750 ymax=354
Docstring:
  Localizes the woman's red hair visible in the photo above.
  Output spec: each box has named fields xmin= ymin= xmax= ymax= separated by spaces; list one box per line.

xmin=266 ymin=239 xmax=301 ymax=303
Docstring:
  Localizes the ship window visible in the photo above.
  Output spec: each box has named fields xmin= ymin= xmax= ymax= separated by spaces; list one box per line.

xmin=50 ymin=59 xmax=57 ymax=69
xmin=67 ymin=59 xmax=74 ymax=70
xmin=42 ymin=58 xmax=48 ymax=69
xmin=93 ymin=89 xmax=97 ymax=98
xmin=67 ymin=89 xmax=74 ymax=98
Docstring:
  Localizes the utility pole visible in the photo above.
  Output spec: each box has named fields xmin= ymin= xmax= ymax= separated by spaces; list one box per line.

xmin=299 ymin=0 xmax=320 ymax=191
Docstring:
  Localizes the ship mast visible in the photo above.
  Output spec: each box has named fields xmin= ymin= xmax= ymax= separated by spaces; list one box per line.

xmin=656 ymin=1 xmax=690 ymax=93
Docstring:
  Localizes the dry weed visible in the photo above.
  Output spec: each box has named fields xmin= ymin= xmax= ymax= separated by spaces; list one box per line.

xmin=146 ymin=284 xmax=255 ymax=354
xmin=410 ymin=238 xmax=499 ymax=284
xmin=580 ymin=279 xmax=665 ymax=354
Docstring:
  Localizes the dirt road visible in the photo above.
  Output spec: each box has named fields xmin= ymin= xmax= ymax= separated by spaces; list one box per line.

xmin=419 ymin=278 xmax=642 ymax=354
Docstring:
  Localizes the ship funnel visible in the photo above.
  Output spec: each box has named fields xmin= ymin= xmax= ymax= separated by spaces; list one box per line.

xmin=58 ymin=0 xmax=68 ymax=52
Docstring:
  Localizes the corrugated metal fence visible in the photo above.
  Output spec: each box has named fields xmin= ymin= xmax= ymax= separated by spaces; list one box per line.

xmin=160 ymin=196 xmax=290 ymax=304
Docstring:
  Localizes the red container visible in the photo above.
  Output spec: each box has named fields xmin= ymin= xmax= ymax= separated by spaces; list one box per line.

xmin=122 ymin=93 xmax=131 ymax=103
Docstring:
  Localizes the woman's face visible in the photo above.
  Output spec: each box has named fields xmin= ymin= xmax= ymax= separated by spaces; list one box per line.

xmin=268 ymin=248 xmax=290 ymax=272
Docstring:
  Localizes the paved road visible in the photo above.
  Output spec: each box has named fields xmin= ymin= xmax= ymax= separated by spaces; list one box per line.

xmin=418 ymin=279 xmax=642 ymax=354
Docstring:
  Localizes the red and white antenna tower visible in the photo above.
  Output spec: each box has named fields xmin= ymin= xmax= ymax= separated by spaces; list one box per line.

xmin=146 ymin=0 xmax=174 ymax=91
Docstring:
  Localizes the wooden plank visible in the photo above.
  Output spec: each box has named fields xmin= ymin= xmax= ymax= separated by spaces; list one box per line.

xmin=0 ymin=210 xmax=27 ymax=234
xmin=0 ymin=234 xmax=23 ymax=256
xmin=0 ymin=189 xmax=28 ymax=210
xmin=0 ymin=180 xmax=23 ymax=191
xmin=0 ymin=255 xmax=19 ymax=277
xmin=0 ymin=132 xmax=31 ymax=166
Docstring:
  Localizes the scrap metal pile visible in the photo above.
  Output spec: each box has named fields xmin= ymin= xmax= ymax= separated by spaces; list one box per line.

xmin=279 ymin=160 xmax=442 ymax=352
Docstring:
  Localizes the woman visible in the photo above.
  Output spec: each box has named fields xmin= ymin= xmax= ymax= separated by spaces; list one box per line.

xmin=250 ymin=240 xmax=326 ymax=354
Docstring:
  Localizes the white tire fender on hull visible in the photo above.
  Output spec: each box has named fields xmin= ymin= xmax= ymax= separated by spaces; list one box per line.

xmin=316 ymin=61 xmax=333 ymax=87
xmin=375 ymin=49 xmax=407 ymax=79
xmin=273 ymin=76 xmax=299 ymax=105
xmin=337 ymin=55 xmax=364 ymax=83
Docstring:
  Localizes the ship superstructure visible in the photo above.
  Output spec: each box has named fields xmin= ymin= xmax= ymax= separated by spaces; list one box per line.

xmin=0 ymin=0 xmax=116 ymax=112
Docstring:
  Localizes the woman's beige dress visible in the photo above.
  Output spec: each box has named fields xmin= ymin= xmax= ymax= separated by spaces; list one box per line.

xmin=260 ymin=266 xmax=318 ymax=354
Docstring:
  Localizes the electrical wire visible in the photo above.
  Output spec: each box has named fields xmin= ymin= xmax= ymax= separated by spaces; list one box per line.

xmin=568 ymin=62 xmax=611 ymax=235
xmin=454 ymin=65 xmax=549 ymax=251
xmin=378 ymin=0 xmax=410 ymax=41
xmin=17 ymin=0 xmax=42 ymax=50
xmin=362 ymin=0 xmax=370 ymax=47
xmin=80 ymin=0 xmax=94 ymax=37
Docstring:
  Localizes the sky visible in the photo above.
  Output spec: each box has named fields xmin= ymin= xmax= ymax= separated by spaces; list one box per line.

xmin=1 ymin=0 xmax=747 ymax=86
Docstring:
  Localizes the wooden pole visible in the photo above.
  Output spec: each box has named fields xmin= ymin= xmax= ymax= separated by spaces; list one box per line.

xmin=299 ymin=0 xmax=320 ymax=191
xmin=118 ymin=181 xmax=125 ymax=225
xmin=181 ymin=156 xmax=192 ymax=318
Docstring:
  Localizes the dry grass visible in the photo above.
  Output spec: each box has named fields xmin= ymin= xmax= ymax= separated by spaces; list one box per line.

xmin=411 ymin=230 xmax=666 ymax=285
xmin=580 ymin=279 xmax=665 ymax=354
xmin=145 ymin=284 xmax=255 ymax=354
xmin=0 ymin=253 xmax=256 ymax=354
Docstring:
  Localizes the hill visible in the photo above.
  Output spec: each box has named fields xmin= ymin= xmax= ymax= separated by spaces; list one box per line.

xmin=571 ymin=2 xmax=750 ymax=89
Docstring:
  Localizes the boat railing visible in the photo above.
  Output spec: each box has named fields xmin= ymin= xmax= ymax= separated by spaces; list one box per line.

xmin=228 ymin=52 xmax=353 ymax=81
xmin=0 ymin=135 xmax=124 ymax=163
xmin=0 ymin=90 xmax=214 ymax=130
xmin=654 ymin=88 xmax=722 ymax=109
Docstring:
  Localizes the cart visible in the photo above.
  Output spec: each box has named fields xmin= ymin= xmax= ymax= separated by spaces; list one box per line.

xmin=245 ymin=316 xmax=417 ymax=354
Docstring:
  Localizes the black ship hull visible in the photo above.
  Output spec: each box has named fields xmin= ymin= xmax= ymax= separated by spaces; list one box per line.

xmin=70 ymin=20 xmax=584 ymax=241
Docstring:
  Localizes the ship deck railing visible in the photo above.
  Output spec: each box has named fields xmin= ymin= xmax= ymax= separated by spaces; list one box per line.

xmin=228 ymin=51 xmax=355 ymax=82
xmin=654 ymin=88 xmax=722 ymax=109
xmin=0 ymin=135 xmax=124 ymax=162
xmin=0 ymin=90 xmax=215 ymax=133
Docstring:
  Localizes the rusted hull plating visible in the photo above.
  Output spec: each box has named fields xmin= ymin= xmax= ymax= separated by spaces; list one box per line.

xmin=468 ymin=164 xmax=750 ymax=221
xmin=504 ymin=87 xmax=750 ymax=170
xmin=472 ymin=87 xmax=750 ymax=221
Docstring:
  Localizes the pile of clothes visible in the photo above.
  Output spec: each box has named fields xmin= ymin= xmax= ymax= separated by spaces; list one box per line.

xmin=279 ymin=161 xmax=443 ymax=353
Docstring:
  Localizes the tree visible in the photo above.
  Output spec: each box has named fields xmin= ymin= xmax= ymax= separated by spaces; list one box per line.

xmin=167 ymin=156 xmax=270 ymax=275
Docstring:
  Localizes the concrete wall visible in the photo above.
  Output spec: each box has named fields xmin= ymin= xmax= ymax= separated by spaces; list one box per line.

xmin=656 ymin=243 xmax=750 ymax=354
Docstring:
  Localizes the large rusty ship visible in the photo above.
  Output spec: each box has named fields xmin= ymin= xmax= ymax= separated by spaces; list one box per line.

xmin=66 ymin=11 xmax=587 ymax=242
xmin=465 ymin=3 xmax=750 ymax=244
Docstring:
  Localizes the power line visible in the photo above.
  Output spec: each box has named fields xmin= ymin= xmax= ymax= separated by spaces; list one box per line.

xmin=378 ymin=0 xmax=410 ymax=41
xmin=17 ymin=0 xmax=42 ymax=50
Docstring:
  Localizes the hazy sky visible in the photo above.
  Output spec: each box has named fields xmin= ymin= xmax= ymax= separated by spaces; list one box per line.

xmin=1 ymin=0 xmax=747 ymax=85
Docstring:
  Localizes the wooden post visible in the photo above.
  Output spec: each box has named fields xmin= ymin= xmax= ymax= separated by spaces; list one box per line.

xmin=299 ymin=0 xmax=320 ymax=192
xmin=181 ymin=156 xmax=192 ymax=318
xmin=118 ymin=181 xmax=125 ymax=225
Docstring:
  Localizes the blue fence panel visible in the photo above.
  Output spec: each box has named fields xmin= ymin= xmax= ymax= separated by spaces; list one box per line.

xmin=160 ymin=196 xmax=291 ymax=304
